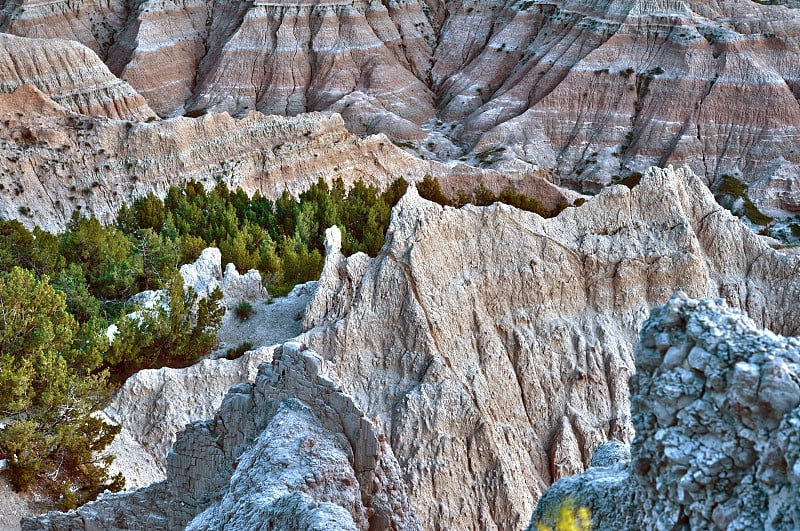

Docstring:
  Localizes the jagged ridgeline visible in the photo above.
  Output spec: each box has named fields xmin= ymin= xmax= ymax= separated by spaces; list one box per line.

xmin=0 ymin=175 xmax=554 ymax=511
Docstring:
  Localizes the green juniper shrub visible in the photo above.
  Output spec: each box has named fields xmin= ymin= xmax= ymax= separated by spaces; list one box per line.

xmin=234 ymin=300 xmax=255 ymax=322
xmin=226 ymin=341 xmax=253 ymax=360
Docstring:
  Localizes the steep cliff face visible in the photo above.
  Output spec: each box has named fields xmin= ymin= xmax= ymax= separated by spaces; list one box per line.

xmin=0 ymin=34 xmax=154 ymax=120
xmin=4 ymin=0 xmax=800 ymax=210
xmin=531 ymin=294 xmax=800 ymax=530
xmin=300 ymin=165 xmax=800 ymax=530
xmin=0 ymin=82 xmax=564 ymax=232
xmin=22 ymin=342 xmax=421 ymax=531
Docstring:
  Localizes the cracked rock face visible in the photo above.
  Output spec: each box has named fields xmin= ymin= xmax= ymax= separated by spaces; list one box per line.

xmin=22 ymin=342 xmax=420 ymax=530
xmin=532 ymin=294 xmax=800 ymax=530
xmin=19 ymin=165 xmax=800 ymax=530
xmin=301 ymin=165 xmax=800 ymax=530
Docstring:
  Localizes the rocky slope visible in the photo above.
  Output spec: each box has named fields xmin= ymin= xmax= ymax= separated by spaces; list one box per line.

xmin=0 ymin=34 xmax=154 ymax=120
xmin=22 ymin=342 xmax=421 ymax=531
xmin=19 ymin=165 xmax=800 ymax=530
xmin=0 ymin=81 xmax=565 ymax=231
xmin=102 ymin=247 xmax=300 ymax=489
xmin=299 ymin=165 xmax=800 ymax=529
xmin=4 ymin=0 xmax=800 ymax=210
xmin=531 ymin=294 xmax=800 ymax=530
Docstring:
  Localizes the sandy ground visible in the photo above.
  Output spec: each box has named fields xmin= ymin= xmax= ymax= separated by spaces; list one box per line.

xmin=213 ymin=282 xmax=315 ymax=356
xmin=0 ymin=475 xmax=34 ymax=531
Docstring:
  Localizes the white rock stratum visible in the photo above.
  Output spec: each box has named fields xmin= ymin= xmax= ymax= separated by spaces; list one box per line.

xmin=23 ymin=342 xmax=421 ymax=530
xmin=300 ymin=165 xmax=800 ymax=529
xmin=101 ymin=248 xmax=272 ymax=487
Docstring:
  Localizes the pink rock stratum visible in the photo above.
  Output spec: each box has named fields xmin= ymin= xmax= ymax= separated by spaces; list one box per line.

xmin=4 ymin=0 xmax=800 ymax=210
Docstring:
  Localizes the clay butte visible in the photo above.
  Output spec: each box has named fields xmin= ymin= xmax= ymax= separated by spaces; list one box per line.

xmin=22 ymin=166 xmax=800 ymax=530
xmin=4 ymin=0 xmax=800 ymax=212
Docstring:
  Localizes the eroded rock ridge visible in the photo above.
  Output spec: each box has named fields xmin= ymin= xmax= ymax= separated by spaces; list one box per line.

xmin=18 ymin=165 xmax=800 ymax=530
xmin=4 ymin=0 xmax=800 ymax=209
xmin=22 ymin=342 xmax=420 ymax=530
xmin=531 ymin=294 xmax=800 ymax=530
xmin=300 ymin=165 xmax=800 ymax=529
xmin=0 ymin=80 xmax=563 ymax=231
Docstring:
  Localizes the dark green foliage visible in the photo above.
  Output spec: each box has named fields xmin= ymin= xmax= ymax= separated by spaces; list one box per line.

xmin=234 ymin=300 xmax=255 ymax=321
xmin=473 ymin=184 xmax=496 ymax=206
xmin=418 ymin=176 xmax=565 ymax=217
xmin=53 ymin=263 xmax=102 ymax=323
xmin=226 ymin=341 xmax=253 ymax=360
xmin=0 ymin=219 xmax=64 ymax=277
xmin=417 ymin=175 xmax=450 ymax=205
xmin=0 ymin=175 xmax=421 ymax=508
xmin=60 ymin=213 xmax=141 ymax=307
xmin=718 ymin=175 xmax=747 ymax=197
xmin=0 ymin=268 xmax=123 ymax=502
xmin=138 ymin=177 xmax=406 ymax=294
xmin=716 ymin=175 xmax=774 ymax=226
xmin=105 ymin=279 xmax=224 ymax=382
xmin=617 ymin=172 xmax=643 ymax=189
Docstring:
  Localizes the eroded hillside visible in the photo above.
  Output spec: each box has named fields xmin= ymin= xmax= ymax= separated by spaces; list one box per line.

xmin=24 ymin=166 xmax=800 ymax=530
xmin=3 ymin=0 xmax=800 ymax=211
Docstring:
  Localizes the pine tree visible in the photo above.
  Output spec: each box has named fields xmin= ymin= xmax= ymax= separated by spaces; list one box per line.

xmin=0 ymin=267 xmax=122 ymax=502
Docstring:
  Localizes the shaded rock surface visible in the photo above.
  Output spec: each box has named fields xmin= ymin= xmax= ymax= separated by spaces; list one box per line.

xmin=532 ymin=294 xmax=800 ymax=530
xmin=100 ymin=347 xmax=276 ymax=488
xmin=300 ymin=165 xmax=800 ymax=529
xmin=0 ymin=474 xmax=34 ymax=531
xmin=22 ymin=342 xmax=420 ymax=530
xmin=5 ymin=0 xmax=800 ymax=210
xmin=102 ymin=248 xmax=278 ymax=488
xmin=19 ymin=165 xmax=800 ymax=530
xmin=101 ymin=281 xmax=315 ymax=490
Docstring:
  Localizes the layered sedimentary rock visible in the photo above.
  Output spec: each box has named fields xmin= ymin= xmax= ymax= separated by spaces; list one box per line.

xmin=0 ymin=83 xmax=564 ymax=232
xmin=532 ymin=294 xmax=800 ymax=530
xmin=5 ymin=0 xmax=800 ymax=209
xmin=101 ymin=347 xmax=276 ymax=488
xmin=22 ymin=342 xmax=420 ymax=530
xmin=300 ymin=166 xmax=800 ymax=529
xmin=0 ymin=34 xmax=154 ymax=120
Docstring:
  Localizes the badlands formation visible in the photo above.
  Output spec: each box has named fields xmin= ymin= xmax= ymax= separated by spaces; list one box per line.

xmin=532 ymin=294 xmax=800 ymax=530
xmin=0 ymin=77 xmax=563 ymax=231
xmin=21 ymin=166 xmax=800 ymax=530
xmin=2 ymin=0 xmax=800 ymax=210
xmin=2 ymin=0 xmax=800 ymax=529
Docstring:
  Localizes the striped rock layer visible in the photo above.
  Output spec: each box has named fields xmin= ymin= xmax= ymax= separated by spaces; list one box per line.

xmin=0 ymin=84 xmax=567 ymax=231
xmin=3 ymin=0 xmax=800 ymax=209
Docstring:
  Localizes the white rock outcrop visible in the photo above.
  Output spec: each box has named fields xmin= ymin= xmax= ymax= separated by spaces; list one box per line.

xmin=101 ymin=248 xmax=271 ymax=486
xmin=100 ymin=347 xmax=275 ymax=488
xmin=300 ymin=166 xmax=800 ymax=529
xmin=21 ymin=166 xmax=800 ymax=530
xmin=177 ymin=246 xmax=268 ymax=307
xmin=531 ymin=294 xmax=800 ymax=530
xmin=22 ymin=342 xmax=421 ymax=530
